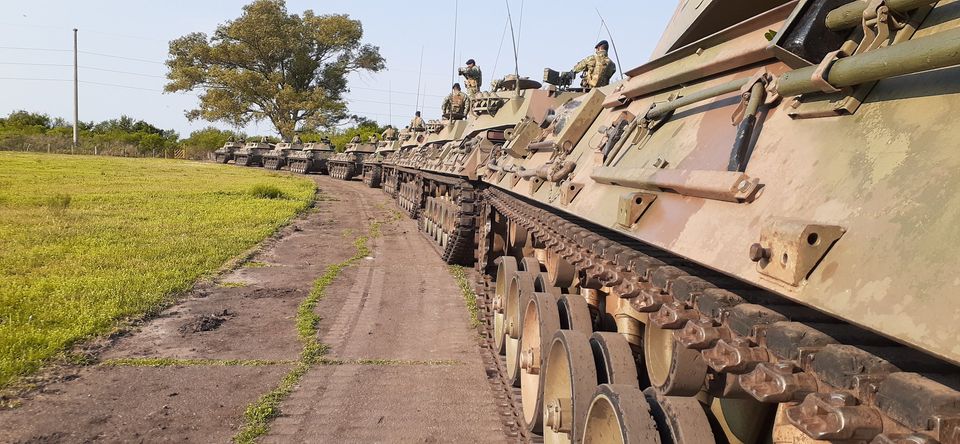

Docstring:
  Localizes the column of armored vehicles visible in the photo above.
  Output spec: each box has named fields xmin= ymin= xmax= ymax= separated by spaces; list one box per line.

xmin=218 ymin=0 xmax=960 ymax=442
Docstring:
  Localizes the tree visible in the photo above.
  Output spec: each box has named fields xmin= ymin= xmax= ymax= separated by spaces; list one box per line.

xmin=165 ymin=0 xmax=385 ymax=139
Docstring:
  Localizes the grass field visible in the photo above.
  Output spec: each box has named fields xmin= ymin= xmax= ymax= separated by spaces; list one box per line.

xmin=0 ymin=153 xmax=315 ymax=388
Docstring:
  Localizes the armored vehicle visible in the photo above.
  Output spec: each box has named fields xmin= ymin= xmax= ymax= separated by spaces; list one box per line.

xmin=383 ymin=1 xmax=960 ymax=443
xmin=261 ymin=141 xmax=302 ymax=170
xmin=362 ymin=136 xmax=401 ymax=188
xmin=287 ymin=141 xmax=335 ymax=174
xmin=213 ymin=140 xmax=242 ymax=164
xmin=382 ymin=130 xmax=426 ymax=198
xmin=327 ymin=141 xmax=376 ymax=180
xmin=233 ymin=139 xmax=273 ymax=167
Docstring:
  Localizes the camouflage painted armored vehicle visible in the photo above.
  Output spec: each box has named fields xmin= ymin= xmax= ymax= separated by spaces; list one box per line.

xmin=287 ymin=141 xmax=335 ymax=174
xmin=456 ymin=1 xmax=960 ymax=443
xmin=233 ymin=138 xmax=273 ymax=167
xmin=361 ymin=135 xmax=401 ymax=188
xmin=261 ymin=140 xmax=303 ymax=170
xmin=382 ymin=130 xmax=425 ymax=197
xmin=213 ymin=139 xmax=242 ymax=164
xmin=396 ymin=77 xmax=579 ymax=264
xmin=326 ymin=141 xmax=376 ymax=180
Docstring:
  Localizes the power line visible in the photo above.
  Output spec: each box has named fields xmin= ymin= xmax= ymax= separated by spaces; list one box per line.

xmin=0 ymin=62 xmax=166 ymax=78
xmin=0 ymin=46 xmax=165 ymax=64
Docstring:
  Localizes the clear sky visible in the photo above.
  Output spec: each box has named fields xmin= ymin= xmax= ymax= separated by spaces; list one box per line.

xmin=0 ymin=1 xmax=676 ymax=137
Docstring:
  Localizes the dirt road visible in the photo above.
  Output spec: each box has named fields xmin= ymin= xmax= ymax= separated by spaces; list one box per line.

xmin=0 ymin=176 xmax=506 ymax=443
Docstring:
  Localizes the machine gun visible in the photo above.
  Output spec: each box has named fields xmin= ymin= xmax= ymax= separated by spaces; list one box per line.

xmin=542 ymin=68 xmax=581 ymax=91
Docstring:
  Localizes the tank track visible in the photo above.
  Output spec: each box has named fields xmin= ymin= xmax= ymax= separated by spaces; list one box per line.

xmin=362 ymin=164 xmax=382 ymax=188
xmin=288 ymin=159 xmax=307 ymax=174
xmin=474 ymin=275 xmax=541 ymax=443
xmin=263 ymin=157 xmax=283 ymax=170
xmin=214 ymin=153 xmax=231 ymax=164
xmin=478 ymin=187 xmax=960 ymax=443
xmin=397 ymin=176 xmax=421 ymax=219
xmin=419 ymin=179 xmax=476 ymax=265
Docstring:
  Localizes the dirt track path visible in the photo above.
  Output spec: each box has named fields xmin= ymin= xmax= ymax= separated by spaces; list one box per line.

xmin=0 ymin=176 xmax=505 ymax=443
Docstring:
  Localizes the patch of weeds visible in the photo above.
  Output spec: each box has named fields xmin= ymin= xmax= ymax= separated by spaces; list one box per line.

xmin=218 ymin=281 xmax=247 ymax=288
xmin=319 ymin=358 xmax=462 ymax=366
xmin=450 ymin=265 xmax=481 ymax=328
xmin=248 ymin=184 xmax=288 ymax=200
xmin=243 ymin=261 xmax=269 ymax=268
xmin=234 ymin=218 xmax=384 ymax=443
xmin=44 ymin=193 xmax=72 ymax=211
xmin=100 ymin=358 xmax=293 ymax=367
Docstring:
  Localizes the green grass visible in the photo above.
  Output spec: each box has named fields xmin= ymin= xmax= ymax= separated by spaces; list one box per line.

xmin=450 ymin=266 xmax=481 ymax=328
xmin=100 ymin=358 xmax=295 ymax=367
xmin=234 ymin=219 xmax=381 ymax=444
xmin=0 ymin=153 xmax=315 ymax=388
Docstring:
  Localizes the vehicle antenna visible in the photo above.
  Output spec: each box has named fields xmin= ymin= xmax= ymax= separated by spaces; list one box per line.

xmin=491 ymin=18 xmax=509 ymax=81
xmin=595 ymin=8 xmax=625 ymax=80
xmin=451 ymin=0 xmax=459 ymax=86
xmin=505 ymin=0 xmax=520 ymax=97
xmin=415 ymin=45 xmax=424 ymax=114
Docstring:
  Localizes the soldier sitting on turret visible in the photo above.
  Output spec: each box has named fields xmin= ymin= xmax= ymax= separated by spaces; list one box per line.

xmin=458 ymin=59 xmax=482 ymax=96
xmin=410 ymin=111 xmax=425 ymax=132
xmin=381 ymin=125 xmax=397 ymax=141
xmin=573 ymin=40 xmax=616 ymax=90
xmin=368 ymin=134 xmax=379 ymax=144
xmin=293 ymin=133 xmax=302 ymax=144
xmin=350 ymin=134 xmax=361 ymax=144
xmin=442 ymin=83 xmax=470 ymax=120
xmin=320 ymin=135 xmax=331 ymax=144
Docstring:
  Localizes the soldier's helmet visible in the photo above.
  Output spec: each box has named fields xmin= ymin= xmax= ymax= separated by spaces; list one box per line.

xmin=465 ymin=59 xmax=475 ymax=66
xmin=452 ymin=83 xmax=461 ymax=91
xmin=596 ymin=40 xmax=609 ymax=50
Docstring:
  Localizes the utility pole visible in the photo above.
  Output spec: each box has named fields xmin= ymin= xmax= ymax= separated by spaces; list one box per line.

xmin=72 ymin=28 xmax=79 ymax=153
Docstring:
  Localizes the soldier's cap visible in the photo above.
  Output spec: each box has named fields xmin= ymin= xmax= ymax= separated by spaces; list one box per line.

xmin=465 ymin=59 xmax=475 ymax=65
xmin=596 ymin=40 xmax=609 ymax=50
xmin=452 ymin=83 xmax=461 ymax=90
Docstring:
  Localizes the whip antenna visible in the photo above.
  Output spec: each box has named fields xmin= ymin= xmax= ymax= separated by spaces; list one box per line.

xmin=595 ymin=8 xmax=624 ymax=80
xmin=415 ymin=46 xmax=424 ymax=114
xmin=505 ymin=0 xmax=520 ymax=96
xmin=451 ymin=0 xmax=459 ymax=85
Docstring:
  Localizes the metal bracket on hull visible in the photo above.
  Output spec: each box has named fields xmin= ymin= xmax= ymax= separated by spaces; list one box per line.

xmin=617 ymin=192 xmax=658 ymax=228
xmin=750 ymin=219 xmax=845 ymax=286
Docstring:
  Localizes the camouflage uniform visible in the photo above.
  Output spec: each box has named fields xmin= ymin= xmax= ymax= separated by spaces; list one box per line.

xmin=368 ymin=135 xmax=378 ymax=143
xmin=350 ymin=135 xmax=361 ymax=144
xmin=381 ymin=127 xmax=397 ymax=140
xmin=460 ymin=66 xmax=482 ymax=96
xmin=442 ymin=91 xmax=470 ymax=120
xmin=410 ymin=116 xmax=425 ymax=131
xmin=573 ymin=49 xmax=616 ymax=89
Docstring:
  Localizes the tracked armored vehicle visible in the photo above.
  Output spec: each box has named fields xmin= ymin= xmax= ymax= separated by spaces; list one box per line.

xmin=261 ymin=141 xmax=302 ymax=170
xmin=327 ymin=141 xmax=376 ymax=180
xmin=362 ymin=136 xmax=401 ymax=188
xmin=382 ymin=130 xmax=425 ymax=197
xmin=233 ymin=139 xmax=273 ymax=167
xmin=213 ymin=140 xmax=242 ymax=164
xmin=287 ymin=141 xmax=335 ymax=174
xmin=385 ymin=1 xmax=960 ymax=443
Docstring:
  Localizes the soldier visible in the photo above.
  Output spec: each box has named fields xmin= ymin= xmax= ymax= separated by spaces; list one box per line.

xmin=410 ymin=111 xmax=425 ymax=131
xmin=458 ymin=59 xmax=482 ymax=96
xmin=368 ymin=134 xmax=379 ymax=144
xmin=320 ymin=135 xmax=331 ymax=145
xmin=442 ymin=83 xmax=470 ymax=120
xmin=381 ymin=125 xmax=398 ymax=141
xmin=350 ymin=134 xmax=361 ymax=144
xmin=572 ymin=40 xmax=617 ymax=89
xmin=292 ymin=133 xmax=302 ymax=144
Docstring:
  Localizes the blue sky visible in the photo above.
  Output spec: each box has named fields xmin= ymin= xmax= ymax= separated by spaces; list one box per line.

xmin=0 ymin=1 xmax=676 ymax=136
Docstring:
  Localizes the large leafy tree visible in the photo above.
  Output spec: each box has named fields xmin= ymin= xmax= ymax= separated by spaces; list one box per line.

xmin=165 ymin=0 xmax=385 ymax=139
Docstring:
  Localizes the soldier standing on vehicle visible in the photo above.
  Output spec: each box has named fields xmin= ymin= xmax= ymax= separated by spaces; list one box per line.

xmin=381 ymin=125 xmax=397 ymax=141
xmin=458 ymin=59 xmax=482 ymax=96
xmin=572 ymin=40 xmax=616 ymax=89
xmin=442 ymin=83 xmax=470 ymax=120
xmin=410 ymin=111 xmax=425 ymax=131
